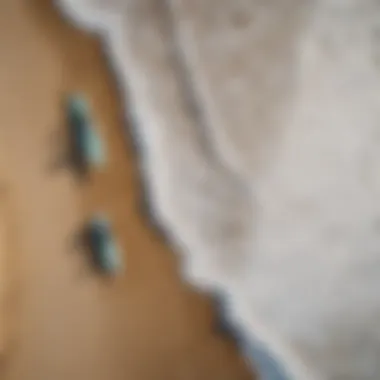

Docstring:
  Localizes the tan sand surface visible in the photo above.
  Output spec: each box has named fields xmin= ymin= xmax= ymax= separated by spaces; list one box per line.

xmin=0 ymin=1 xmax=252 ymax=379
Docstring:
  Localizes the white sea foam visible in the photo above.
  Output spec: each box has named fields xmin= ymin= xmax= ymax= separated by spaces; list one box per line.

xmin=56 ymin=1 xmax=380 ymax=379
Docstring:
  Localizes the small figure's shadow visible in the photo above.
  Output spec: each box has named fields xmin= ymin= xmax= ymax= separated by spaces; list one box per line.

xmin=47 ymin=124 xmax=90 ymax=183
xmin=69 ymin=224 xmax=115 ymax=279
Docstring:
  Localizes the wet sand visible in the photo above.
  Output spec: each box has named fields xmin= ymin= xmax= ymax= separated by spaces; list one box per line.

xmin=0 ymin=1 xmax=253 ymax=379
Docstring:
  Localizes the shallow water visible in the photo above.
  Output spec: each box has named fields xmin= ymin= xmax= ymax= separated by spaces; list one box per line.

xmin=214 ymin=292 xmax=291 ymax=380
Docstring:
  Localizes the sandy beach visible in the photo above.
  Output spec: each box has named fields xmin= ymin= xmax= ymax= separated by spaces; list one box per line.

xmin=0 ymin=1 xmax=252 ymax=379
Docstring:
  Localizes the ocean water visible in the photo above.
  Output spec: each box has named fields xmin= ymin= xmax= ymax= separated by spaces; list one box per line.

xmin=213 ymin=292 xmax=291 ymax=380
xmin=56 ymin=1 xmax=380 ymax=379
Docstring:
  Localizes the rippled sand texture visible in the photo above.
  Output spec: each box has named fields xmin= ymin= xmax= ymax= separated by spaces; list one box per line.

xmin=56 ymin=1 xmax=380 ymax=379
xmin=0 ymin=1 xmax=252 ymax=380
